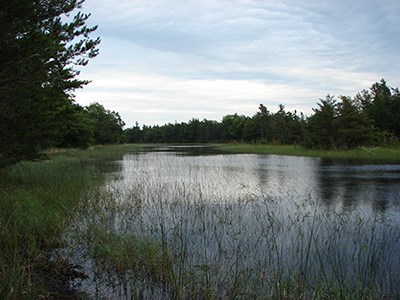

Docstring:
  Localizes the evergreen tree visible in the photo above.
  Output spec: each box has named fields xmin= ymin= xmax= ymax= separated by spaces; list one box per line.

xmin=369 ymin=79 xmax=393 ymax=133
xmin=257 ymin=103 xmax=270 ymax=141
xmin=57 ymin=102 xmax=95 ymax=148
xmin=306 ymin=95 xmax=338 ymax=149
xmin=335 ymin=96 xmax=376 ymax=149
xmin=0 ymin=0 xmax=100 ymax=167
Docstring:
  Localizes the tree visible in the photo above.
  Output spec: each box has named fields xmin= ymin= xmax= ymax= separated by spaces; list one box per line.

xmin=283 ymin=110 xmax=306 ymax=145
xmin=186 ymin=118 xmax=201 ymax=143
xmin=221 ymin=114 xmax=247 ymax=141
xmin=0 ymin=0 xmax=100 ymax=167
xmin=257 ymin=103 xmax=269 ymax=141
xmin=86 ymin=103 xmax=125 ymax=144
xmin=125 ymin=122 xmax=142 ymax=143
xmin=368 ymin=79 xmax=393 ymax=133
xmin=335 ymin=96 xmax=376 ymax=149
xmin=199 ymin=119 xmax=221 ymax=143
xmin=272 ymin=104 xmax=288 ymax=143
xmin=391 ymin=88 xmax=400 ymax=138
xmin=306 ymin=95 xmax=338 ymax=149
xmin=242 ymin=117 xmax=259 ymax=142
xmin=57 ymin=102 xmax=95 ymax=148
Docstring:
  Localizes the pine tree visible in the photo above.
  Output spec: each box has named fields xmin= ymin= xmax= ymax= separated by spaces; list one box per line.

xmin=0 ymin=0 xmax=100 ymax=167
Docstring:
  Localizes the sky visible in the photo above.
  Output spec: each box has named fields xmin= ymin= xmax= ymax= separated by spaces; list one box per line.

xmin=74 ymin=0 xmax=400 ymax=127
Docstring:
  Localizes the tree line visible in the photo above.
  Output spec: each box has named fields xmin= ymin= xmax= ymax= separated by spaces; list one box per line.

xmin=1 ymin=2 xmax=398 ymax=168
xmin=125 ymin=79 xmax=400 ymax=150
xmin=1 ymin=0 xmax=124 ymax=167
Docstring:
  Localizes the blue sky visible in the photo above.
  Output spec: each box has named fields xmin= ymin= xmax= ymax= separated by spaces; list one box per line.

xmin=74 ymin=0 xmax=400 ymax=127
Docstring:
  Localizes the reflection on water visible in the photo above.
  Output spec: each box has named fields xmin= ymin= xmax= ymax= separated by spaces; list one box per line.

xmin=316 ymin=159 xmax=400 ymax=212
xmin=71 ymin=146 xmax=400 ymax=298
xmin=118 ymin=146 xmax=400 ymax=214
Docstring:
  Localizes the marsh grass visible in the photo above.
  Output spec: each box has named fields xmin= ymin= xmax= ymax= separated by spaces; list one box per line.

xmin=3 ymin=144 xmax=398 ymax=298
xmin=0 ymin=145 xmax=142 ymax=298
xmin=212 ymin=143 xmax=400 ymax=162
xmin=63 ymin=151 xmax=400 ymax=299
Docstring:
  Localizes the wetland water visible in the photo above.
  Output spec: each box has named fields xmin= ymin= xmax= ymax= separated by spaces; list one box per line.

xmin=72 ymin=146 xmax=400 ymax=298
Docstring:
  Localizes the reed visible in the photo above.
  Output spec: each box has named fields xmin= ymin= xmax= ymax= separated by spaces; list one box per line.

xmin=3 ymin=144 xmax=398 ymax=298
xmin=63 ymin=152 xmax=400 ymax=299
xmin=0 ymin=145 xmax=142 ymax=298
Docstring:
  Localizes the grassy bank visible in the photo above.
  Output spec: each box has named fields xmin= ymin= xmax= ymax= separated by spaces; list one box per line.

xmin=0 ymin=144 xmax=142 ymax=298
xmin=212 ymin=143 xmax=400 ymax=162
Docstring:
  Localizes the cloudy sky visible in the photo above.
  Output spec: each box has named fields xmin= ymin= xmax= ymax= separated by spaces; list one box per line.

xmin=74 ymin=0 xmax=400 ymax=127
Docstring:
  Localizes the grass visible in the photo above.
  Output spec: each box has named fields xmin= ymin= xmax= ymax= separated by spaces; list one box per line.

xmin=0 ymin=144 xmax=142 ymax=298
xmin=212 ymin=143 xmax=400 ymax=162
xmin=96 ymin=178 xmax=396 ymax=299
xmin=57 ymin=176 xmax=180 ymax=299
xmin=2 ymin=143 xmax=399 ymax=298
xmin=62 ymin=148 xmax=399 ymax=299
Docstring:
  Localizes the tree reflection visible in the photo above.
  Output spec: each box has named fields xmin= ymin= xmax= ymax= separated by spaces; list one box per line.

xmin=316 ymin=159 xmax=400 ymax=213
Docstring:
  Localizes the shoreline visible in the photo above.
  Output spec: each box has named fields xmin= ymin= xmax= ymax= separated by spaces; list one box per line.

xmin=210 ymin=143 xmax=400 ymax=162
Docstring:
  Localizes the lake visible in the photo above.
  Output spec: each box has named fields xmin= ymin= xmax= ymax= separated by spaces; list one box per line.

xmin=71 ymin=145 xmax=400 ymax=298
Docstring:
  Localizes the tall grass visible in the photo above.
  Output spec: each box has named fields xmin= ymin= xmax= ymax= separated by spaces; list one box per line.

xmin=0 ymin=145 xmax=142 ymax=298
xmin=3 ymin=144 xmax=397 ymax=298
xmin=64 ymin=151 xmax=400 ymax=299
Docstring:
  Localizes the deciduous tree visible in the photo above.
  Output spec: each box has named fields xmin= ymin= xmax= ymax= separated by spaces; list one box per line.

xmin=87 ymin=102 xmax=125 ymax=144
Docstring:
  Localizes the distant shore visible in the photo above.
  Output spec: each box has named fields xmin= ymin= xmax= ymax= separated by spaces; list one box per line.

xmin=211 ymin=143 xmax=400 ymax=162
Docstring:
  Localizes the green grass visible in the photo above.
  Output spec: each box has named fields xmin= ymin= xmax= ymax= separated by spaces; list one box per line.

xmin=66 ymin=147 xmax=398 ymax=299
xmin=212 ymin=143 xmax=400 ymax=162
xmin=2 ymin=143 xmax=399 ymax=298
xmin=73 ymin=154 xmax=397 ymax=299
xmin=0 ymin=144 xmax=142 ymax=298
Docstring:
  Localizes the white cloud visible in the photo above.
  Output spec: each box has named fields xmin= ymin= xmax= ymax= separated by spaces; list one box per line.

xmin=75 ymin=0 xmax=400 ymax=127
xmin=76 ymin=70 xmax=321 ymax=126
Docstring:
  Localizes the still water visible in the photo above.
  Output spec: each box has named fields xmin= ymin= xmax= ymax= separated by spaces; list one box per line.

xmin=73 ymin=146 xmax=400 ymax=298
xmin=115 ymin=145 xmax=400 ymax=214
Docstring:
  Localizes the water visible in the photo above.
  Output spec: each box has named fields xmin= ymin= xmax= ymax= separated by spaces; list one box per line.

xmin=115 ymin=146 xmax=400 ymax=213
xmin=70 ymin=146 xmax=400 ymax=298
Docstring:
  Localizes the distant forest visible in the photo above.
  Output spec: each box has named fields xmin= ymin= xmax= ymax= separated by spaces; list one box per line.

xmin=126 ymin=79 xmax=400 ymax=150
xmin=1 ymin=2 xmax=399 ymax=168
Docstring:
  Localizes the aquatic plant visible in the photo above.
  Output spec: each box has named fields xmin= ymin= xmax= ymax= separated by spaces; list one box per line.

xmin=64 ymin=150 xmax=400 ymax=298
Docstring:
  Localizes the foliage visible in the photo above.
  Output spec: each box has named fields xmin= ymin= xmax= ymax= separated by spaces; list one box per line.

xmin=86 ymin=102 xmax=126 ymax=144
xmin=0 ymin=0 xmax=100 ymax=167
xmin=306 ymin=94 xmax=339 ymax=149
xmin=362 ymin=79 xmax=400 ymax=141
xmin=335 ymin=96 xmax=376 ymax=149
xmin=125 ymin=79 xmax=398 ymax=150
xmin=125 ymin=105 xmax=306 ymax=145
xmin=0 ymin=157 xmax=101 ymax=297
xmin=57 ymin=102 xmax=95 ymax=148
